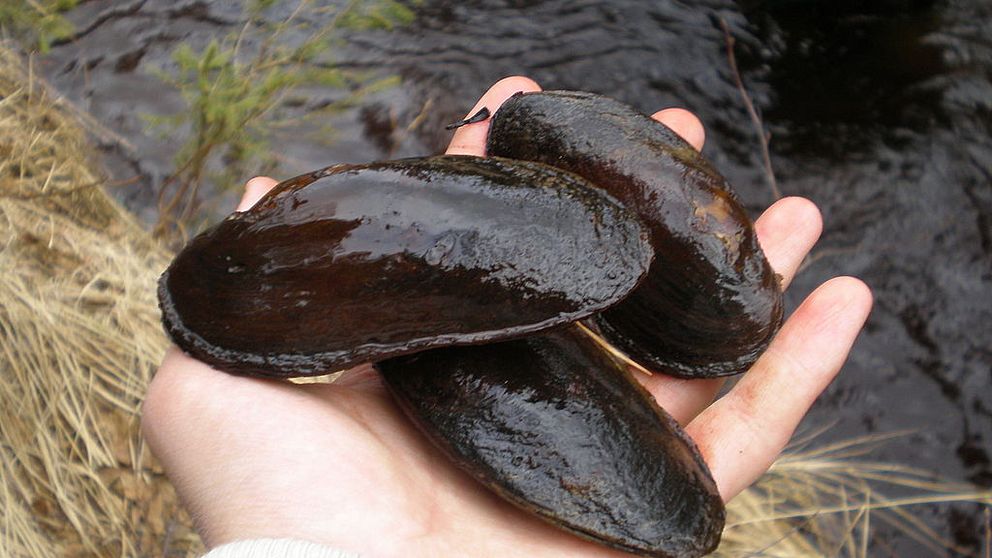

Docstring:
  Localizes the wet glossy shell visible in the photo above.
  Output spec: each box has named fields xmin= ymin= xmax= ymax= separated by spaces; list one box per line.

xmin=378 ymin=328 xmax=725 ymax=558
xmin=159 ymin=155 xmax=653 ymax=377
xmin=487 ymin=90 xmax=784 ymax=378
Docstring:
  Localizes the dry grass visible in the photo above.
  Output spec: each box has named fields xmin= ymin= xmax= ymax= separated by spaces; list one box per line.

xmin=0 ymin=44 xmax=201 ymax=556
xmin=0 ymin=43 xmax=988 ymax=557
xmin=719 ymin=430 xmax=992 ymax=557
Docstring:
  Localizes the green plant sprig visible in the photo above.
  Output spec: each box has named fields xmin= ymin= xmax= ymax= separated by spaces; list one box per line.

xmin=149 ymin=0 xmax=413 ymax=240
xmin=0 ymin=0 xmax=78 ymax=53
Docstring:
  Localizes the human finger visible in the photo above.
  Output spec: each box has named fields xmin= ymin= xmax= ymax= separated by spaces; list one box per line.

xmin=149 ymin=175 xmax=280 ymax=448
xmin=236 ymin=176 xmax=279 ymax=212
xmin=685 ymin=276 xmax=873 ymax=501
xmin=639 ymin=196 xmax=823 ymax=423
xmin=446 ymin=76 xmax=541 ymax=156
xmin=652 ymin=108 xmax=705 ymax=151
xmin=753 ymin=196 xmax=823 ymax=291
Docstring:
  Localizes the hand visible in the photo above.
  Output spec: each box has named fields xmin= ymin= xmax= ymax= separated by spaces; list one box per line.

xmin=142 ymin=77 xmax=873 ymax=557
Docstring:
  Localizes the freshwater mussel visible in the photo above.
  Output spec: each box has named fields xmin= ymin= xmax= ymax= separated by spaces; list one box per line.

xmin=487 ymin=90 xmax=784 ymax=378
xmin=379 ymin=328 xmax=724 ymax=557
xmin=159 ymin=155 xmax=653 ymax=378
xmin=156 ymin=95 xmax=751 ymax=557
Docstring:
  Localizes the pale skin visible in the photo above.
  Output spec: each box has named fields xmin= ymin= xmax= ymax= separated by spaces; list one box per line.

xmin=142 ymin=76 xmax=874 ymax=557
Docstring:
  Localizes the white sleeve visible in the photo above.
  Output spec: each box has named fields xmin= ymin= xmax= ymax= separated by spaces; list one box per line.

xmin=201 ymin=539 xmax=361 ymax=558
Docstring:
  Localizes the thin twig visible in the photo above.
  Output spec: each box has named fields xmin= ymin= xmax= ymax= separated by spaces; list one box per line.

xmin=984 ymin=506 xmax=990 ymax=558
xmin=406 ymin=97 xmax=435 ymax=134
xmin=797 ymin=245 xmax=861 ymax=274
xmin=385 ymin=96 xmax=435 ymax=158
xmin=719 ymin=17 xmax=781 ymax=202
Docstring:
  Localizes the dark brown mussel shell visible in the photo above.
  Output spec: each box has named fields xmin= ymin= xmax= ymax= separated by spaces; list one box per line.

xmin=159 ymin=155 xmax=653 ymax=378
xmin=487 ymin=90 xmax=784 ymax=378
xmin=377 ymin=328 xmax=725 ymax=558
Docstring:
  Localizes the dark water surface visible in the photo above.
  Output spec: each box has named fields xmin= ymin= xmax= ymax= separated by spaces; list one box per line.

xmin=37 ymin=0 xmax=991 ymax=554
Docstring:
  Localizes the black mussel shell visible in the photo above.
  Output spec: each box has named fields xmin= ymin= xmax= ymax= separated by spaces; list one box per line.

xmin=159 ymin=155 xmax=653 ymax=377
xmin=487 ymin=90 xmax=784 ymax=378
xmin=378 ymin=328 xmax=725 ymax=558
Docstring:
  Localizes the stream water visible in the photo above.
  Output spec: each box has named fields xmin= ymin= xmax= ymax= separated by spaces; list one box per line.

xmin=34 ymin=0 xmax=991 ymax=555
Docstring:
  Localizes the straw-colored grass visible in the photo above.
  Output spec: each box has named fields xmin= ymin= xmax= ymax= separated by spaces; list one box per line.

xmin=0 ymin=44 xmax=201 ymax=556
xmin=0 ymin=43 xmax=988 ymax=557
xmin=719 ymin=430 xmax=992 ymax=556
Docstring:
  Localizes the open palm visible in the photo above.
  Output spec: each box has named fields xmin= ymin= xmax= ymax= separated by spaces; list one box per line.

xmin=142 ymin=77 xmax=872 ymax=557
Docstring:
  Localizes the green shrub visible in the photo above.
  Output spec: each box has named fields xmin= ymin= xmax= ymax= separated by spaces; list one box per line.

xmin=149 ymin=0 xmax=409 ymax=238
